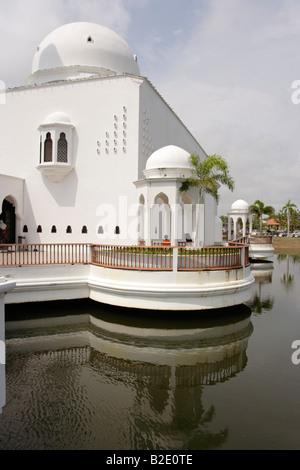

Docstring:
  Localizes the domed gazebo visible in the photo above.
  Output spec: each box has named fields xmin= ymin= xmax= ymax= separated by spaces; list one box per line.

xmin=228 ymin=199 xmax=253 ymax=240
xmin=135 ymin=145 xmax=198 ymax=246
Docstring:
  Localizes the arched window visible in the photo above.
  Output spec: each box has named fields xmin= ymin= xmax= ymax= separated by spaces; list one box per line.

xmin=57 ymin=132 xmax=68 ymax=162
xmin=51 ymin=225 xmax=57 ymax=233
xmin=114 ymin=226 xmax=120 ymax=235
xmin=66 ymin=225 xmax=72 ymax=233
xmin=138 ymin=194 xmax=145 ymax=241
xmin=23 ymin=225 xmax=28 ymax=233
xmin=44 ymin=132 xmax=53 ymax=162
xmin=98 ymin=226 xmax=104 ymax=234
xmin=37 ymin=225 xmax=42 ymax=233
xmin=82 ymin=225 xmax=88 ymax=234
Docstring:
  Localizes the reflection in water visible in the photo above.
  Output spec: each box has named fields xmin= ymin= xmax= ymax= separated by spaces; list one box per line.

xmin=0 ymin=301 xmax=253 ymax=450
xmin=277 ymin=254 xmax=300 ymax=291
xmin=247 ymin=261 xmax=274 ymax=314
xmin=0 ymin=365 xmax=4 ymax=415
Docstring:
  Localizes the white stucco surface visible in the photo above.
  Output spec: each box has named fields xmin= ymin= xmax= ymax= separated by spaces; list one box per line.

xmin=3 ymin=264 xmax=253 ymax=310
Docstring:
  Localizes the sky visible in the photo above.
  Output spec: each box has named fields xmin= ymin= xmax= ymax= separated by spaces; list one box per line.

xmin=0 ymin=0 xmax=299 ymax=216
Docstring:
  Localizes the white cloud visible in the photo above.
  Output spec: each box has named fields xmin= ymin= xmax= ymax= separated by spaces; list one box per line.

xmin=173 ymin=29 xmax=183 ymax=36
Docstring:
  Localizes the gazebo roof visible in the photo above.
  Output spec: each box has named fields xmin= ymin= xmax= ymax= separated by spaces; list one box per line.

xmin=267 ymin=219 xmax=279 ymax=226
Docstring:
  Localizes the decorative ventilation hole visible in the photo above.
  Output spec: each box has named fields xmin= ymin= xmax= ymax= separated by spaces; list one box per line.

xmin=87 ymin=36 xmax=94 ymax=43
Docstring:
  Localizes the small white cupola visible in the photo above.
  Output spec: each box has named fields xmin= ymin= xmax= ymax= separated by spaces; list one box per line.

xmin=135 ymin=145 xmax=198 ymax=246
xmin=228 ymin=199 xmax=252 ymax=240
xmin=144 ymin=145 xmax=194 ymax=179
xmin=37 ymin=112 xmax=75 ymax=182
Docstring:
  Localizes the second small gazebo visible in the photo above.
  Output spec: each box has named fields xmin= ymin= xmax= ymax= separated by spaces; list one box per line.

xmin=228 ymin=199 xmax=253 ymax=240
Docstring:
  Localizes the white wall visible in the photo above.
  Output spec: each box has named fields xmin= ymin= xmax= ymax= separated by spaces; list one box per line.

xmin=138 ymin=80 xmax=207 ymax=179
xmin=1 ymin=77 xmax=141 ymax=244
xmin=0 ymin=74 xmax=217 ymax=246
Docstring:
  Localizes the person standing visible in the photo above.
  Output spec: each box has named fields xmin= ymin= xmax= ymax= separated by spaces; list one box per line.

xmin=0 ymin=220 xmax=7 ymax=244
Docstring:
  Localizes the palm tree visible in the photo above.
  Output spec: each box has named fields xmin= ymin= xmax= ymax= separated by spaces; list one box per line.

xmin=282 ymin=200 xmax=297 ymax=236
xmin=179 ymin=153 xmax=235 ymax=245
xmin=249 ymin=200 xmax=274 ymax=234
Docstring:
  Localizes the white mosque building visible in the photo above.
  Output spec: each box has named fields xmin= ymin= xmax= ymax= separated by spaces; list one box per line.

xmin=0 ymin=21 xmax=218 ymax=247
xmin=0 ymin=22 xmax=254 ymax=311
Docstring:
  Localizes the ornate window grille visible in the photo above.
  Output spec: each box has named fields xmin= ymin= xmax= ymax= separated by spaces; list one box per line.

xmin=57 ymin=132 xmax=68 ymax=162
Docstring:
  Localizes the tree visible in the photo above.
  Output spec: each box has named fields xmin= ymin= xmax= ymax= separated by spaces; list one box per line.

xmin=249 ymin=200 xmax=274 ymax=234
xmin=180 ymin=153 xmax=235 ymax=245
xmin=282 ymin=200 xmax=297 ymax=236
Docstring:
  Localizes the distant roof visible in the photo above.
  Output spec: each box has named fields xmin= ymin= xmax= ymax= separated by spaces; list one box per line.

xmin=267 ymin=219 xmax=279 ymax=226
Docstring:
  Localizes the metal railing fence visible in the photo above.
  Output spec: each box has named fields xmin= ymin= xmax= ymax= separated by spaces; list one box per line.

xmin=0 ymin=243 xmax=249 ymax=271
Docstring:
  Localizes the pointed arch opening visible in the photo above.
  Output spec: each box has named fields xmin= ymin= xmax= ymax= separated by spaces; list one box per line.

xmin=152 ymin=192 xmax=171 ymax=242
xmin=138 ymin=194 xmax=145 ymax=242
xmin=44 ymin=132 xmax=53 ymax=162
xmin=57 ymin=132 xmax=68 ymax=163
xmin=0 ymin=198 xmax=16 ymax=243
xmin=181 ymin=193 xmax=195 ymax=242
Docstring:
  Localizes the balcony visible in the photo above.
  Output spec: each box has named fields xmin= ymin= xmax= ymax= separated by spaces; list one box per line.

xmin=0 ymin=243 xmax=253 ymax=310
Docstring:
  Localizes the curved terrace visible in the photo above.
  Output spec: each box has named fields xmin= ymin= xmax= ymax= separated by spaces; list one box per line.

xmin=0 ymin=242 xmax=254 ymax=311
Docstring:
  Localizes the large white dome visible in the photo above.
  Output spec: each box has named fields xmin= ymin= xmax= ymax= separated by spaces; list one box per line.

xmin=28 ymin=22 xmax=140 ymax=84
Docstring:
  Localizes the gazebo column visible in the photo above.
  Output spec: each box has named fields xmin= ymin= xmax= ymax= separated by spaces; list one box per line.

xmin=228 ymin=215 xmax=232 ymax=240
xmin=232 ymin=215 xmax=238 ymax=240
xmin=249 ymin=214 xmax=253 ymax=235
xmin=242 ymin=214 xmax=247 ymax=237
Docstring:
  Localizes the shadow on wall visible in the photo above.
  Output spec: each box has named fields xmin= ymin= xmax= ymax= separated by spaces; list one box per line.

xmin=35 ymin=43 xmax=64 ymax=72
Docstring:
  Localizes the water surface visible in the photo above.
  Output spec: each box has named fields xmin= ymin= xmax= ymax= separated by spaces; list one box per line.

xmin=0 ymin=253 xmax=299 ymax=450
